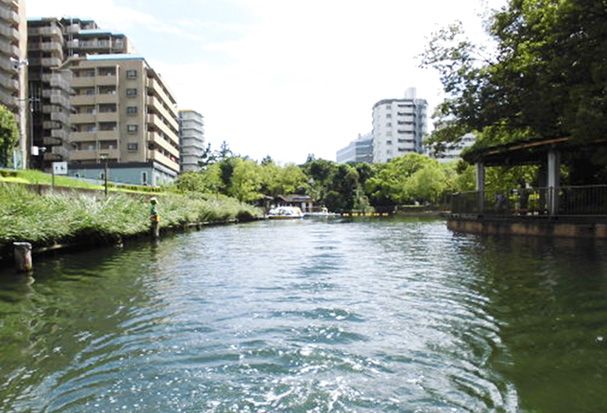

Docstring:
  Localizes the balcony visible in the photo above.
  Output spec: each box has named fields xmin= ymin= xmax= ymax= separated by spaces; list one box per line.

xmin=65 ymin=24 xmax=80 ymax=34
xmin=97 ymin=149 xmax=120 ymax=161
xmin=41 ymin=57 xmax=63 ymax=67
xmin=43 ymin=152 xmax=64 ymax=162
xmin=97 ymin=130 xmax=119 ymax=140
xmin=0 ymin=7 xmax=18 ymax=24
xmin=71 ymin=95 xmax=95 ymax=106
xmin=51 ymin=145 xmax=70 ymax=160
xmin=147 ymin=96 xmax=179 ymax=131
xmin=50 ymin=94 xmax=70 ymax=108
xmin=0 ymin=38 xmax=19 ymax=57
xmin=95 ymin=74 xmax=118 ymax=86
xmin=71 ymin=113 xmax=96 ymax=124
xmin=79 ymin=40 xmax=112 ymax=50
xmin=146 ymin=77 xmax=178 ymax=110
xmin=95 ymin=94 xmax=118 ymax=104
xmin=71 ymin=77 xmax=95 ymax=88
xmin=70 ymin=150 xmax=98 ymax=161
xmin=97 ymin=112 xmax=118 ymax=123
xmin=0 ymin=56 xmax=15 ymax=74
xmin=150 ymin=150 xmax=179 ymax=173
xmin=39 ymin=42 xmax=63 ymax=55
xmin=51 ymin=111 xmax=69 ymax=124
xmin=48 ymin=74 xmax=72 ymax=92
xmin=0 ymin=24 xmax=19 ymax=41
xmin=147 ymin=114 xmax=179 ymax=144
xmin=29 ymin=25 xmax=63 ymax=39
xmin=0 ymin=88 xmax=16 ymax=108
xmin=43 ymin=136 xmax=62 ymax=146
xmin=42 ymin=120 xmax=56 ymax=129
xmin=51 ymin=129 xmax=68 ymax=140
xmin=71 ymin=131 xmax=97 ymax=142
xmin=147 ymin=131 xmax=180 ymax=158
xmin=0 ymin=72 xmax=18 ymax=91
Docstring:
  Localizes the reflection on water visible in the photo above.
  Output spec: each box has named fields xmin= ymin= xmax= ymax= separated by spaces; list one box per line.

xmin=0 ymin=218 xmax=606 ymax=412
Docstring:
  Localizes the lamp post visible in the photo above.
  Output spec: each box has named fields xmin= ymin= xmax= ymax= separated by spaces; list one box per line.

xmin=11 ymin=57 xmax=28 ymax=170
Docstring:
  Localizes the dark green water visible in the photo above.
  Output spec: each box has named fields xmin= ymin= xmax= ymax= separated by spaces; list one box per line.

xmin=1 ymin=218 xmax=606 ymax=412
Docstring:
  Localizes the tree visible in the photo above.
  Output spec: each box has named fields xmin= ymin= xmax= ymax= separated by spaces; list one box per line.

xmin=0 ymin=105 xmax=19 ymax=168
xmin=422 ymin=0 xmax=607 ymax=151
xmin=216 ymin=140 xmax=233 ymax=160
xmin=365 ymin=153 xmax=446 ymax=205
xmin=229 ymin=158 xmax=263 ymax=202
xmin=197 ymin=143 xmax=216 ymax=170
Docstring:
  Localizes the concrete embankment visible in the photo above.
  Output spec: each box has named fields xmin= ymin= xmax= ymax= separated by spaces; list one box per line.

xmin=447 ymin=214 xmax=607 ymax=239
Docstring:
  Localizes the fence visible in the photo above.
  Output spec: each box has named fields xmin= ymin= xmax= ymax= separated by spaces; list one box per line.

xmin=451 ymin=185 xmax=607 ymax=217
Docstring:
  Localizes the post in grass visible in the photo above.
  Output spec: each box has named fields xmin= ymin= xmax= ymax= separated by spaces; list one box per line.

xmin=13 ymin=242 xmax=33 ymax=273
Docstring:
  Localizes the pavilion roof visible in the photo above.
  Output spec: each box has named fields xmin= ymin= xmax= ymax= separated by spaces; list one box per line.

xmin=461 ymin=136 xmax=607 ymax=166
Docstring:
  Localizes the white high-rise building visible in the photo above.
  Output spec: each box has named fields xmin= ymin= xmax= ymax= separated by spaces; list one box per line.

xmin=372 ymin=87 xmax=427 ymax=163
xmin=336 ymin=132 xmax=373 ymax=163
xmin=179 ymin=110 xmax=205 ymax=172
xmin=428 ymin=132 xmax=475 ymax=163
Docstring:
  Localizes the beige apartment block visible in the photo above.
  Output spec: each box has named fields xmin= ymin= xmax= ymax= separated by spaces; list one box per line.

xmin=65 ymin=55 xmax=180 ymax=185
xmin=0 ymin=0 xmax=27 ymax=166
xmin=27 ymin=17 xmax=133 ymax=169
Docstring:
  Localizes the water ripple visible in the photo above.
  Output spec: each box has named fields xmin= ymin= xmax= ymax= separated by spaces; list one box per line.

xmin=3 ymin=219 xmax=607 ymax=411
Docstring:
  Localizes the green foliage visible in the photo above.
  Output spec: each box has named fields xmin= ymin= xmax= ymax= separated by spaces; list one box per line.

xmin=173 ymin=152 xmax=477 ymax=211
xmin=0 ymin=105 xmax=19 ymax=168
xmin=0 ymin=183 xmax=260 ymax=251
xmin=366 ymin=153 xmax=452 ymax=205
xmin=423 ymin=0 xmax=607 ymax=150
xmin=229 ymin=158 xmax=263 ymax=202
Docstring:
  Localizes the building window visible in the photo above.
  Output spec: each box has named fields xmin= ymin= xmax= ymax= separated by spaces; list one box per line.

xmin=126 ymin=88 xmax=137 ymax=97
xmin=127 ymin=124 xmax=138 ymax=133
xmin=126 ymin=70 xmax=137 ymax=79
xmin=98 ymin=67 xmax=116 ymax=76
xmin=126 ymin=106 xmax=138 ymax=116
xmin=99 ymin=122 xmax=117 ymax=131
xmin=98 ymin=86 xmax=116 ymax=95
xmin=142 ymin=171 xmax=148 ymax=185
xmin=99 ymin=104 xmax=117 ymax=113
xmin=386 ymin=114 xmax=392 ymax=118
xmin=127 ymin=143 xmax=138 ymax=151
xmin=386 ymin=122 xmax=392 ymax=127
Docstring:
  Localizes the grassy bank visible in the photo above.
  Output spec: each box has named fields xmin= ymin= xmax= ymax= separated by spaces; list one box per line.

xmin=0 ymin=184 xmax=261 ymax=258
xmin=0 ymin=169 xmax=163 ymax=195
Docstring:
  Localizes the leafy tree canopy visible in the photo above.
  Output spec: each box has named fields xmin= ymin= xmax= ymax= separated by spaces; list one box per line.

xmin=423 ymin=0 xmax=607 ymax=151
xmin=0 ymin=105 xmax=19 ymax=167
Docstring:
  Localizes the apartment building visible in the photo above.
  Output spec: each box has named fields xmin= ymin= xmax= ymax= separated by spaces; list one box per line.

xmin=65 ymin=55 xmax=180 ymax=186
xmin=26 ymin=17 xmax=132 ymax=169
xmin=428 ymin=132 xmax=475 ymax=163
xmin=372 ymin=88 xmax=427 ymax=163
xmin=0 ymin=0 xmax=27 ymax=166
xmin=179 ymin=109 xmax=205 ymax=172
xmin=336 ymin=132 xmax=373 ymax=164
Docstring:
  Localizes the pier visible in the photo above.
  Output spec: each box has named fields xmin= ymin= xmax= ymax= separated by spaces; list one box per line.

xmin=447 ymin=137 xmax=607 ymax=238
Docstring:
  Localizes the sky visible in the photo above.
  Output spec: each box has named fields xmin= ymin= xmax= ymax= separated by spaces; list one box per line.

xmin=27 ymin=0 xmax=505 ymax=164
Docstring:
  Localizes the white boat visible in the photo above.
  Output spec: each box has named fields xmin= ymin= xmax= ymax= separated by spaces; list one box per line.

xmin=303 ymin=207 xmax=339 ymax=218
xmin=267 ymin=206 xmax=304 ymax=219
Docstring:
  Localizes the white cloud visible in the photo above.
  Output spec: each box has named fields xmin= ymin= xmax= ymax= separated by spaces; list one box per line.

xmin=28 ymin=0 xmax=506 ymax=163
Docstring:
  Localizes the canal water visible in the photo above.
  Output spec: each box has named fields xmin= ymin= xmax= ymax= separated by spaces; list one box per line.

xmin=1 ymin=218 xmax=606 ymax=412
